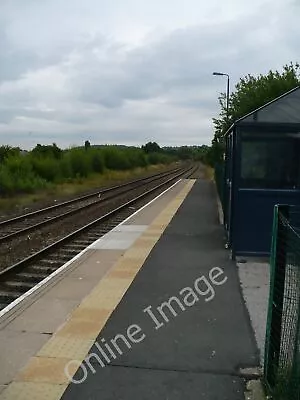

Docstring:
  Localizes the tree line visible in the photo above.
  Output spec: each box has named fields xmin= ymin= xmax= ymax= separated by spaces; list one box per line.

xmin=0 ymin=142 xmax=207 ymax=196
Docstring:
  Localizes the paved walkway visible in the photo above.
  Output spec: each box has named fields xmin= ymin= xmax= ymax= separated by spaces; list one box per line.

xmin=61 ymin=180 xmax=259 ymax=399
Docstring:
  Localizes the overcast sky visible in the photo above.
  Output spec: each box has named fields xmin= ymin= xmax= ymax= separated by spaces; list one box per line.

xmin=0 ymin=0 xmax=299 ymax=149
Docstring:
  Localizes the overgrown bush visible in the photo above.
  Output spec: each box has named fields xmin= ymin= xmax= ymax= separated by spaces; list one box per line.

xmin=102 ymin=147 xmax=131 ymax=170
xmin=66 ymin=149 xmax=93 ymax=178
xmin=30 ymin=156 xmax=61 ymax=182
xmin=126 ymin=148 xmax=148 ymax=168
xmin=0 ymin=143 xmax=174 ymax=196
xmin=90 ymin=149 xmax=104 ymax=173
xmin=0 ymin=156 xmax=48 ymax=195
xmin=147 ymin=152 xmax=172 ymax=165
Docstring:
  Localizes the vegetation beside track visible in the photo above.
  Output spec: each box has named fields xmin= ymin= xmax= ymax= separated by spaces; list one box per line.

xmin=0 ymin=142 xmax=207 ymax=212
xmin=0 ymin=163 xmax=177 ymax=212
xmin=0 ymin=144 xmax=171 ymax=196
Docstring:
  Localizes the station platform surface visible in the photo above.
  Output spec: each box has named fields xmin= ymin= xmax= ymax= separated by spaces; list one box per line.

xmin=0 ymin=178 xmax=259 ymax=400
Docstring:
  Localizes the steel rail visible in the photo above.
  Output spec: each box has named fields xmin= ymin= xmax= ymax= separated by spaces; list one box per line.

xmin=0 ymin=165 xmax=195 ymax=280
xmin=0 ymin=166 xmax=184 ymax=243
xmin=0 ymin=166 xmax=182 ymax=227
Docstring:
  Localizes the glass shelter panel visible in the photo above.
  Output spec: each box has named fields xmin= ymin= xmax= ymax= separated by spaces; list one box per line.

xmin=240 ymin=133 xmax=300 ymax=189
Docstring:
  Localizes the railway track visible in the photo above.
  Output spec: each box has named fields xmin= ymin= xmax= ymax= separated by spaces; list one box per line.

xmin=0 ymin=166 xmax=185 ymax=270
xmin=0 ymin=166 xmax=181 ymax=243
xmin=0 ymin=164 xmax=198 ymax=311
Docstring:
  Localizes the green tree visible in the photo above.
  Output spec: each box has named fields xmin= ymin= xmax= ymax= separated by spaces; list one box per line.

xmin=0 ymin=146 xmax=21 ymax=162
xmin=31 ymin=143 xmax=62 ymax=159
xmin=210 ymin=62 xmax=300 ymax=165
xmin=85 ymin=140 xmax=91 ymax=150
xmin=141 ymin=142 xmax=161 ymax=153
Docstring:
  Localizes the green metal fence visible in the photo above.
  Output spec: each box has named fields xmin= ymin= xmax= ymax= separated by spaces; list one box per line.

xmin=264 ymin=204 xmax=300 ymax=399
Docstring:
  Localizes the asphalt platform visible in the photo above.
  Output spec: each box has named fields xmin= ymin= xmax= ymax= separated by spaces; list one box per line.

xmin=61 ymin=180 xmax=259 ymax=400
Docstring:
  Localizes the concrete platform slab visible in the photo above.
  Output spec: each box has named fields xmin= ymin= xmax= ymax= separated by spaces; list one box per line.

xmin=0 ymin=386 xmax=7 ymax=396
xmin=238 ymin=262 xmax=269 ymax=364
xmin=0 ymin=330 xmax=50 ymax=385
xmin=5 ymin=298 xmax=79 ymax=334
xmin=125 ymin=180 xmax=186 ymax=225
xmin=91 ymin=229 xmax=146 ymax=250
xmin=43 ymin=277 xmax=98 ymax=300
xmin=68 ymin=249 xmax=123 ymax=279
xmin=112 ymin=225 xmax=148 ymax=232
xmin=92 ymin=238 xmax=138 ymax=250
xmin=38 ymin=336 xmax=95 ymax=359
xmin=0 ymin=382 xmax=67 ymax=400
xmin=15 ymin=356 xmax=77 ymax=384
xmin=56 ymin=312 xmax=110 ymax=340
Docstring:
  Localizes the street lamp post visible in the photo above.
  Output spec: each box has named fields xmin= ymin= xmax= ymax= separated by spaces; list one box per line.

xmin=213 ymin=71 xmax=230 ymax=236
xmin=213 ymin=72 xmax=230 ymax=121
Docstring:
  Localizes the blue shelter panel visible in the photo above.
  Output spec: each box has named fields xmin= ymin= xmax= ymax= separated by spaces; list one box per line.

xmin=232 ymin=189 xmax=300 ymax=256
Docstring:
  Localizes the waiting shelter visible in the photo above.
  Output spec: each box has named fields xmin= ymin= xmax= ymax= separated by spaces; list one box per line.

xmin=222 ymin=86 xmax=300 ymax=258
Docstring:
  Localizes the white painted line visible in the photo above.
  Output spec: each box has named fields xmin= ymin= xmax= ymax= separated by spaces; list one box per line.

xmin=0 ymin=178 xmax=182 ymax=318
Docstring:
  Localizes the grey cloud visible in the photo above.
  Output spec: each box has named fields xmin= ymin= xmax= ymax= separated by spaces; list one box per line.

xmin=0 ymin=0 xmax=299 ymax=148
xmin=0 ymin=26 xmax=37 ymax=83
xmin=0 ymin=11 xmax=106 ymax=83
xmin=70 ymin=5 xmax=300 ymax=111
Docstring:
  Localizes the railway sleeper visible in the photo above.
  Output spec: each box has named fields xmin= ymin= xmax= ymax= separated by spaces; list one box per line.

xmin=4 ymin=280 xmax=34 ymax=290
xmin=28 ymin=265 xmax=60 ymax=273
xmin=0 ymin=289 xmax=23 ymax=303
xmin=54 ymin=253 xmax=74 ymax=261
xmin=64 ymin=243 xmax=86 ymax=249
xmin=86 ymin=235 xmax=101 ymax=241
xmin=73 ymin=240 xmax=92 ymax=245
xmin=39 ymin=259 xmax=63 ymax=266
xmin=16 ymin=271 xmax=47 ymax=283
xmin=59 ymin=248 xmax=80 ymax=255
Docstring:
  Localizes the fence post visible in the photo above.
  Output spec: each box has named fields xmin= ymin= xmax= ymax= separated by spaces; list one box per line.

xmin=265 ymin=204 xmax=289 ymax=388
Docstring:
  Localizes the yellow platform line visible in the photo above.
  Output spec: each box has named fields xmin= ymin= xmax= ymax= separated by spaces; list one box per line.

xmin=0 ymin=179 xmax=195 ymax=400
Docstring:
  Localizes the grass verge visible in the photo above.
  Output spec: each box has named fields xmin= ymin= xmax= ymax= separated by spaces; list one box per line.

xmin=203 ymin=165 xmax=214 ymax=180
